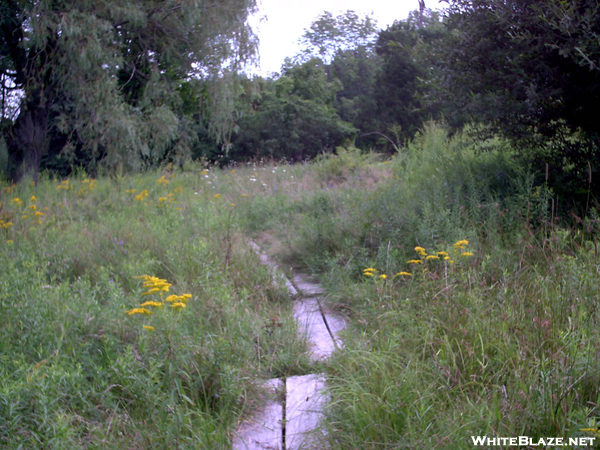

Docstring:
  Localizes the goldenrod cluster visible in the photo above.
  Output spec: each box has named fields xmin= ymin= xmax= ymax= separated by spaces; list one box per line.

xmin=362 ymin=239 xmax=475 ymax=283
xmin=77 ymin=178 xmax=96 ymax=197
xmin=156 ymin=175 xmax=169 ymax=186
xmin=127 ymin=183 xmax=181 ymax=208
xmin=126 ymin=275 xmax=192 ymax=329
xmin=57 ymin=179 xmax=71 ymax=190
xmin=0 ymin=219 xmax=14 ymax=230
xmin=363 ymin=267 xmax=412 ymax=280
xmin=134 ymin=190 xmax=149 ymax=201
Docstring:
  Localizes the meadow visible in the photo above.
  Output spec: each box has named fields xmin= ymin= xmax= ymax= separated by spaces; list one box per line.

xmin=1 ymin=123 xmax=600 ymax=448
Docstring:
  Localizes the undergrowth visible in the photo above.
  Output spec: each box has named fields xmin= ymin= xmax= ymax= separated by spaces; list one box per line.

xmin=234 ymin=123 xmax=600 ymax=448
xmin=2 ymin=123 xmax=599 ymax=448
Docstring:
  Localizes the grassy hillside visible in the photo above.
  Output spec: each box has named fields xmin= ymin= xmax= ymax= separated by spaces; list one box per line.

xmin=1 ymin=123 xmax=599 ymax=448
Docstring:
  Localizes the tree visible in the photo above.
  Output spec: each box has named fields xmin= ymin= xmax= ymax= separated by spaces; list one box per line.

xmin=431 ymin=0 xmax=600 ymax=202
xmin=232 ymin=59 xmax=355 ymax=161
xmin=298 ymin=10 xmax=378 ymax=64
xmin=370 ymin=9 xmax=446 ymax=145
xmin=437 ymin=0 xmax=600 ymax=140
xmin=0 ymin=0 xmax=258 ymax=180
xmin=294 ymin=11 xmax=383 ymax=148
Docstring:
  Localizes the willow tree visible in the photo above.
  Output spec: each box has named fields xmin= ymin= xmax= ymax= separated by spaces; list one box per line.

xmin=0 ymin=0 xmax=257 ymax=179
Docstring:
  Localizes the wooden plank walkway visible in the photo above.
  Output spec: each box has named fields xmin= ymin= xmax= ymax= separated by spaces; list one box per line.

xmin=232 ymin=379 xmax=283 ymax=450
xmin=233 ymin=242 xmax=346 ymax=450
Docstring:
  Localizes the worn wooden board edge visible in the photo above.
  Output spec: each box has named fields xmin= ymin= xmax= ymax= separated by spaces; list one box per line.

xmin=248 ymin=240 xmax=298 ymax=297
xmin=285 ymin=374 xmax=328 ymax=450
xmin=232 ymin=378 xmax=284 ymax=450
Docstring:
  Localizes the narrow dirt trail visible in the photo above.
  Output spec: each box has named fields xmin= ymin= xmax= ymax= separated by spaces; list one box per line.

xmin=232 ymin=242 xmax=346 ymax=450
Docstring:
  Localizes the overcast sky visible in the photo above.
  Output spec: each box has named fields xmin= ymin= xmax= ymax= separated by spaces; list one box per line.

xmin=247 ymin=0 xmax=444 ymax=76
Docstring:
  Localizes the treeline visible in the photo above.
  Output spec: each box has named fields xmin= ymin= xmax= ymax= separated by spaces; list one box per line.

xmin=2 ymin=1 xmax=600 ymax=200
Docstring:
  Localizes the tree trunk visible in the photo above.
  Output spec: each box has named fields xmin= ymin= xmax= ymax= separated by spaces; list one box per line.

xmin=10 ymin=104 xmax=49 ymax=185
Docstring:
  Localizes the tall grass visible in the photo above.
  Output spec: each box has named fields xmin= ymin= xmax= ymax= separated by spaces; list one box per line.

xmin=0 ymin=168 xmax=309 ymax=448
xmin=2 ymin=124 xmax=599 ymax=448
xmin=229 ymin=123 xmax=600 ymax=447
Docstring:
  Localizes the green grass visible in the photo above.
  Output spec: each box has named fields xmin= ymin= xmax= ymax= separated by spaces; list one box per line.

xmin=2 ymin=123 xmax=600 ymax=448
xmin=0 ymin=168 xmax=310 ymax=448
xmin=232 ymin=124 xmax=600 ymax=448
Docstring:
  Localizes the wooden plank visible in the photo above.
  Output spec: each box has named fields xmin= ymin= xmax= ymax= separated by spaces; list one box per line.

xmin=285 ymin=374 xmax=327 ymax=450
xmin=293 ymin=299 xmax=336 ymax=362
xmin=233 ymin=378 xmax=283 ymax=450
xmin=291 ymin=273 xmax=324 ymax=296
xmin=248 ymin=241 xmax=298 ymax=297
xmin=320 ymin=308 xmax=347 ymax=351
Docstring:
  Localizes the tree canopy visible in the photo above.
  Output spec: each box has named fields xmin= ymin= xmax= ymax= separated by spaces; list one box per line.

xmin=1 ymin=0 xmax=258 ymax=179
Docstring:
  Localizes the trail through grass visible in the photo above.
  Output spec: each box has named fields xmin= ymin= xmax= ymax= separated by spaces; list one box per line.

xmin=2 ymin=127 xmax=600 ymax=448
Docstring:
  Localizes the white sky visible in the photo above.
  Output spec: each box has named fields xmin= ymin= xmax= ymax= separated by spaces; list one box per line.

xmin=247 ymin=0 xmax=444 ymax=76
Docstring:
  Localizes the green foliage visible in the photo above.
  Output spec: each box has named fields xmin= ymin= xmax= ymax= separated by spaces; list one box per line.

xmin=1 ymin=0 xmax=258 ymax=178
xmin=297 ymin=10 xmax=379 ymax=63
xmin=0 ymin=167 xmax=309 ymax=447
xmin=370 ymin=10 xmax=447 ymax=145
xmin=232 ymin=60 xmax=355 ymax=161
xmin=434 ymin=1 xmax=600 ymax=187
xmin=2 ymin=126 xmax=599 ymax=447
xmin=228 ymin=124 xmax=600 ymax=447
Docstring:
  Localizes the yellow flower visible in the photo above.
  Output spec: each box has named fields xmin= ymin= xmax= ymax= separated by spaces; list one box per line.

xmin=395 ymin=272 xmax=412 ymax=277
xmin=165 ymin=294 xmax=192 ymax=303
xmin=135 ymin=190 xmax=149 ymax=201
xmin=171 ymin=302 xmax=186 ymax=310
xmin=125 ymin=308 xmax=153 ymax=315
xmin=437 ymin=251 xmax=449 ymax=257
xmin=426 ymin=255 xmax=439 ymax=260
xmin=57 ymin=180 xmax=71 ymax=190
xmin=407 ymin=259 xmax=423 ymax=264
xmin=142 ymin=287 xmax=161 ymax=295
xmin=363 ymin=268 xmax=378 ymax=273
xmin=213 ymin=193 xmax=221 ymax=198
xmin=30 ymin=195 xmax=37 ymax=203
xmin=143 ymin=325 xmax=155 ymax=331
xmin=241 ymin=194 xmax=249 ymax=197
xmin=460 ymin=252 xmax=474 ymax=257
xmin=140 ymin=301 xmax=163 ymax=308
xmin=363 ymin=272 xmax=375 ymax=277
xmin=580 ymin=427 xmax=600 ymax=438
xmin=35 ymin=211 xmax=45 ymax=217
xmin=157 ymin=175 xmax=169 ymax=185
xmin=414 ymin=246 xmax=427 ymax=254
xmin=453 ymin=239 xmax=469 ymax=249
xmin=11 ymin=198 xmax=23 ymax=207
xmin=379 ymin=274 xmax=387 ymax=279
